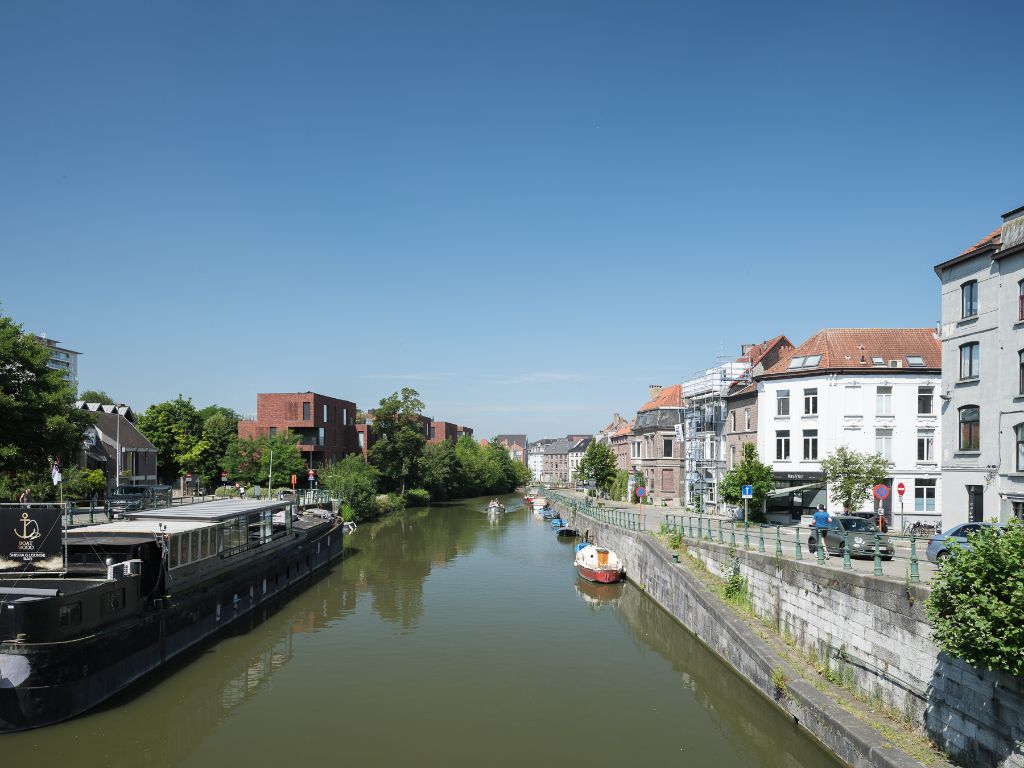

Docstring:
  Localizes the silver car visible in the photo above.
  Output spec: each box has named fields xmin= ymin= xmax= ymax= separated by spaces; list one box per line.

xmin=807 ymin=515 xmax=895 ymax=560
xmin=925 ymin=522 xmax=998 ymax=563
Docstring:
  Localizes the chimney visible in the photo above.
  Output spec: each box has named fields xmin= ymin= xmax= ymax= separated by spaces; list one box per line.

xmin=1001 ymin=205 xmax=1024 ymax=251
xmin=648 ymin=385 xmax=663 ymax=400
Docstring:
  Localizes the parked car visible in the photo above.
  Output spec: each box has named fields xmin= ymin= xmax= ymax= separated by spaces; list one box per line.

xmin=925 ymin=522 xmax=1000 ymax=563
xmin=109 ymin=484 xmax=172 ymax=514
xmin=277 ymin=489 xmax=297 ymax=501
xmin=806 ymin=515 xmax=895 ymax=560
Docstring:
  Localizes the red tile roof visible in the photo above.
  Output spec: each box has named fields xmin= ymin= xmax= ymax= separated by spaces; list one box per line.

xmin=739 ymin=335 xmax=792 ymax=366
xmin=638 ymin=384 xmax=683 ymax=412
xmin=763 ymin=328 xmax=940 ymax=377
xmin=612 ymin=419 xmax=634 ymax=438
xmin=957 ymin=229 xmax=1001 ymax=258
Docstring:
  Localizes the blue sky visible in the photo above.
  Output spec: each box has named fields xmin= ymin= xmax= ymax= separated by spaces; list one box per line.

xmin=2 ymin=0 xmax=1023 ymax=439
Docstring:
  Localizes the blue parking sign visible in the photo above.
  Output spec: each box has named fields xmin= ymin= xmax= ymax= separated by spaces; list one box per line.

xmin=741 ymin=484 xmax=753 ymax=499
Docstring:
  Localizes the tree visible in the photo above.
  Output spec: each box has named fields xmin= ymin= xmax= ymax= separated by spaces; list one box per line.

xmin=820 ymin=446 xmax=890 ymax=513
xmin=418 ymin=440 xmax=458 ymax=500
xmin=368 ymin=388 xmax=427 ymax=493
xmin=609 ymin=469 xmax=629 ymax=502
xmin=79 ymin=389 xmax=116 ymax=405
xmin=320 ymin=456 xmax=380 ymax=521
xmin=223 ymin=431 xmax=305 ymax=487
xmin=136 ymin=396 xmax=204 ymax=483
xmin=195 ymin=409 xmax=239 ymax=488
xmin=720 ymin=443 xmax=775 ymax=519
xmin=574 ymin=441 xmax=618 ymax=495
xmin=927 ymin=520 xmax=1024 ymax=675
xmin=0 ymin=311 xmax=93 ymax=480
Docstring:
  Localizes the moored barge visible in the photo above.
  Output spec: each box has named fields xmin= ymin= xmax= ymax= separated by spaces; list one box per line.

xmin=0 ymin=498 xmax=344 ymax=732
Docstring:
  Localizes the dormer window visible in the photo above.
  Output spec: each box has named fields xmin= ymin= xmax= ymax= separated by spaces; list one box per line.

xmin=906 ymin=355 xmax=925 ymax=367
xmin=871 ymin=356 xmax=885 ymax=366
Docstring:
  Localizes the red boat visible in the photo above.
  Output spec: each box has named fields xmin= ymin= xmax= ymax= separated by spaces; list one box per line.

xmin=574 ymin=544 xmax=624 ymax=583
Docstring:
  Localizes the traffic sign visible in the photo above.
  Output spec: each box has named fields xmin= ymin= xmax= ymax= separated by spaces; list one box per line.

xmin=308 ymin=469 xmax=315 ymax=479
xmin=636 ymin=486 xmax=647 ymax=498
xmin=741 ymin=484 xmax=753 ymax=499
xmin=873 ymin=484 xmax=890 ymax=500
xmin=291 ymin=473 xmax=297 ymax=488
xmin=896 ymin=482 xmax=906 ymax=497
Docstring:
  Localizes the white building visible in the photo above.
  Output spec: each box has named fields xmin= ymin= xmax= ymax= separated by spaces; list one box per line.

xmin=527 ymin=439 xmax=554 ymax=482
xmin=934 ymin=205 xmax=1024 ymax=527
xmin=756 ymin=329 xmax=942 ymax=527
xmin=34 ymin=334 xmax=80 ymax=388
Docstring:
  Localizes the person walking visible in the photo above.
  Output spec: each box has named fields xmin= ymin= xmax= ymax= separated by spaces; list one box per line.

xmin=18 ymin=487 xmax=32 ymax=504
xmin=813 ymin=503 xmax=833 ymax=560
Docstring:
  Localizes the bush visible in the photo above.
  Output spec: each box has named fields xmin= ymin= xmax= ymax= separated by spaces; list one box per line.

xmin=405 ymin=488 xmax=430 ymax=507
xmin=375 ymin=493 xmax=406 ymax=515
xmin=340 ymin=504 xmax=356 ymax=522
xmin=214 ymin=486 xmax=240 ymax=498
xmin=926 ymin=520 xmax=1024 ymax=674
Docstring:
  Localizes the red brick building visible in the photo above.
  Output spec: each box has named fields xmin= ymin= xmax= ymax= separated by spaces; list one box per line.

xmin=429 ymin=421 xmax=459 ymax=443
xmin=238 ymin=392 xmax=358 ymax=469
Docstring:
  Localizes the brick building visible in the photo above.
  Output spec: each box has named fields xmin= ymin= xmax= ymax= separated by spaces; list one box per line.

xmin=238 ymin=392 xmax=358 ymax=469
xmin=724 ymin=336 xmax=794 ymax=472
xmin=429 ymin=421 xmax=460 ymax=443
xmin=494 ymin=434 xmax=528 ymax=464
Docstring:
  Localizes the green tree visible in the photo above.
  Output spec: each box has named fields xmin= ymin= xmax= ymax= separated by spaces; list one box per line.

xmin=820 ymin=446 xmax=890 ymax=513
xmin=79 ymin=389 xmax=116 ymax=405
xmin=320 ymin=456 xmax=380 ymax=521
xmin=0 ymin=311 xmax=93 ymax=481
xmin=926 ymin=520 xmax=1024 ymax=674
xmin=720 ymin=443 xmax=775 ymax=519
xmin=418 ymin=439 xmax=458 ymax=500
xmin=196 ymin=409 xmax=239 ymax=488
xmin=223 ymin=431 xmax=305 ymax=487
xmin=136 ymin=396 xmax=204 ymax=483
xmin=609 ymin=469 xmax=629 ymax=502
xmin=368 ymin=388 xmax=427 ymax=493
xmin=574 ymin=441 xmax=618 ymax=495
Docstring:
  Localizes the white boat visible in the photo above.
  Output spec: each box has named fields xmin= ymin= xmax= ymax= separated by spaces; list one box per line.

xmin=574 ymin=544 xmax=624 ymax=583
xmin=486 ymin=500 xmax=505 ymax=514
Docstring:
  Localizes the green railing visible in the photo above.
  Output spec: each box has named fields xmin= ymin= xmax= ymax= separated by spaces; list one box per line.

xmin=547 ymin=492 xmax=643 ymax=532
xmin=661 ymin=514 xmax=927 ymax=582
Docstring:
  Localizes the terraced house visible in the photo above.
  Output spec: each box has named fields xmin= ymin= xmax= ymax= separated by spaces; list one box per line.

xmin=631 ymin=385 xmax=685 ymax=506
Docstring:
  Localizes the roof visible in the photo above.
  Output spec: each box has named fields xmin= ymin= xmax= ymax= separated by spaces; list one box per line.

xmin=68 ymin=519 xmax=218 ymax=537
xmin=543 ymin=438 xmax=573 ymax=455
xmin=762 ymin=329 xmax=941 ymax=378
xmin=612 ymin=419 xmax=634 ymax=438
xmin=726 ymin=381 xmax=758 ymax=399
xmin=77 ymin=401 xmax=135 ymax=421
xmin=637 ymin=384 xmax=683 ymax=412
xmin=494 ymin=434 xmax=527 ymax=447
xmin=92 ymin=411 xmax=156 ymax=451
xmin=569 ymin=437 xmax=592 ymax=453
xmin=741 ymin=335 xmax=791 ymax=366
xmin=128 ymin=498 xmax=291 ymax=522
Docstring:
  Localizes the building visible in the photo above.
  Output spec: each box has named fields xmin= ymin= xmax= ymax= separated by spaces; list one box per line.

xmin=34 ymin=334 xmax=81 ymax=387
xmin=596 ymin=414 xmax=628 ymax=445
xmin=456 ymin=425 xmax=473 ymax=440
xmin=724 ymin=337 xmax=795 ymax=473
xmin=429 ymin=421 xmax=459 ymax=444
xmin=568 ymin=437 xmax=593 ymax=485
xmin=609 ymin=420 xmax=634 ymax=472
xmin=527 ymin=439 xmax=556 ymax=481
xmin=76 ymin=402 xmax=158 ymax=492
xmin=631 ymin=385 xmax=685 ymax=506
xmin=542 ymin=438 xmax=573 ymax=485
xmin=238 ymin=392 xmax=358 ymax=470
xmin=756 ymin=329 xmax=941 ymax=525
xmin=934 ymin=205 xmax=1024 ymax=527
xmin=494 ymin=434 xmax=528 ymax=464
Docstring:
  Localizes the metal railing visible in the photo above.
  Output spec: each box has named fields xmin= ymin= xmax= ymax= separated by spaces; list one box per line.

xmin=547 ymin=492 xmax=643 ymax=532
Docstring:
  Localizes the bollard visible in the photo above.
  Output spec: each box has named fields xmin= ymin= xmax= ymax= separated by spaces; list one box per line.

xmin=794 ymin=526 xmax=802 ymax=560
xmin=816 ymin=529 xmax=824 ymax=562
xmin=688 ymin=516 xmax=694 ymax=539
xmin=909 ymin=536 xmax=920 ymax=583
xmin=730 ymin=521 xmax=736 ymax=548
xmin=697 ymin=516 xmax=703 ymax=541
xmin=873 ymin=534 xmax=883 ymax=576
xmin=89 ymin=499 xmax=95 ymax=524
xmin=718 ymin=519 xmax=724 ymax=544
xmin=672 ymin=552 xmax=680 ymax=563
xmin=758 ymin=525 xmax=765 ymax=553
xmin=744 ymin=523 xmax=750 ymax=550
xmin=842 ymin=529 xmax=852 ymax=570
xmin=775 ymin=525 xmax=782 ymax=558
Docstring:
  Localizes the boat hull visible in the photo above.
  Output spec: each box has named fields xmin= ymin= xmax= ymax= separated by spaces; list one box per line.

xmin=0 ymin=522 xmax=344 ymax=733
xmin=576 ymin=564 xmax=623 ymax=584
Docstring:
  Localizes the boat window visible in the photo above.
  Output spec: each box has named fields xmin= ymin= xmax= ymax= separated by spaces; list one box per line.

xmin=198 ymin=529 xmax=207 ymax=559
xmin=59 ymin=602 xmax=82 ymax=627
xmin=101 ymin=589 xmax=125 ymax=614
xmin=169 ymin=535 xmax=180 ymax=568
xmin=190 ymin=530 xmax=199 ymax=562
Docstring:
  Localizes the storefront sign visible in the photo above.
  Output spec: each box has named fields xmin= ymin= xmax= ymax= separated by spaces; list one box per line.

xmin=1 ymin=506 xmax=64 ymax=573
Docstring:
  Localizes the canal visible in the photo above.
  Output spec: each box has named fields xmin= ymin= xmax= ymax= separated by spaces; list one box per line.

xmin=4 ymin=496 xmax=842 ymax=767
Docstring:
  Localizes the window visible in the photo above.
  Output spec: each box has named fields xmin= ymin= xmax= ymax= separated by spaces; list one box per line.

xmin=343 ymin=409 xmax=348 ymax=426
xmin=967 ymin=485 xmax=984 ymax=523
xmin=802 ymin=429 xmax=818 ymax=461
xmin=914 ymin=480 xmax=936 ymax=513
xmin=318 ymin=427 xmax=325 ymax=445
xmin=663 ymin=438 xmax=673 ymax=458
xmin=59 ymin=602 xmax=82 ymax=627
xmin=302 ymin=401 xmax=311 ymax=420
xmin=872 ymin=356 xmax=885 ymax=367
xmin=731 ymin=411 xmax=736 ymax=431
xmin=631 ymin=442 xmax=640 ymax=459
xmin=961 ymin=280 xmax=978 ymax=318
xmin=1019 ymin=280 xmax=1024 ymax=322
xmin=744 ymin=408 xmax=751 ymax=430
xmin=776 ymin=430 xmax=790 ymax=460
xmin=876 ymin=386 xmax=892 ymax=416
xmin=959 ymin=343 xmax=979 ymax=379
xmin=661 ymin=468 xmax=673 ymax=491
xmin=875 ymin=429 xmax=892 ymax=460
xmin=777 ymin=390 xmax=790 ymax=416
xmin=1017 ymin=424 xmax=1024 ymax=472
xmin=268 ymin=427 xmax=277 ymax=439
xmin=730 ymin=445 xmax=736 ymax=469
xmin=358 ymin=432 xmax=365 ymax=449
xmin=323 ymin=404 xmax=329 ymax=422
xmin=101 ymin=589 xmax=125 ymax=615
xmin=1013 ymin=501 xmax=1024 ymax=521
xmin=787 ymin=355 xmax=821 ymax=369
xmin=917 ymin=430 xmax=934 ymax=462
xmin=917 ymin=386 xmax=933 ymax=415
xmin=1019 ymin=351 xmax=1024 ymax=395
xmin=906 ymin=355 xmax=925 ymax=367
xmin=804 ymin=388 xmax=818 ymax=415
xmin=959 ymin=406 xmax=980 ymax=451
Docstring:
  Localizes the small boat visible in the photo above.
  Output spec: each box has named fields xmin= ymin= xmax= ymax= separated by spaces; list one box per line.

xmin=486 ymin=500 xmax=505 ymax=514
xmin=341 ymin=520 xmax=357 ymax=535
xmin=574 ymin=544 xmax=624 ymax=584
xmin=555 ymin=527 xmax=578 ymax=538
xmin=550 ymin=517 xmax=565 ymax=528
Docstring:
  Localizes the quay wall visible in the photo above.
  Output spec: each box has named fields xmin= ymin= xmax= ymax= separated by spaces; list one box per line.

xmin=561 ymin=502 xmax=1024 ymax=768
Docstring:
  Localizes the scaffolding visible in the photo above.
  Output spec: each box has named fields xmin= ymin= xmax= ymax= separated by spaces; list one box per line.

xmin=681 ymin=352 xmax=754 ymax=514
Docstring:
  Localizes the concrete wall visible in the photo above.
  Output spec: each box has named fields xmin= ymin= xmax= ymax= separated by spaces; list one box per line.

xmin=561 ymin=499 xmax=1024 ymax=767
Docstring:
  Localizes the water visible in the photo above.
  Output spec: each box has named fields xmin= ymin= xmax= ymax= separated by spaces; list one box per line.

xmin=4 ymin=497 xmax=841 ymax=767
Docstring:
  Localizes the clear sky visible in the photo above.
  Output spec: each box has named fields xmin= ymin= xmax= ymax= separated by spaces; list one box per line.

xmin=2 ymin=1 xmax=1023 ymax=440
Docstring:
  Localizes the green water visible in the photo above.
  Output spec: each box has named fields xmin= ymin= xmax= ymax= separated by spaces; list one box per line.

xmin=4 ymin=497 xmax=842 ymax=767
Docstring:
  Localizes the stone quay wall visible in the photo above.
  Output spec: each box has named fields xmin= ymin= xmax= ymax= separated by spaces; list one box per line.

xmin=561 ymin=500 xmax=1024 ymax=768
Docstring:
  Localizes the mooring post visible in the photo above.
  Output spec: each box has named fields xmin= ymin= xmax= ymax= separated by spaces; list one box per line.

xmin=794 ymin=526 xmax=802 ymax=560
xmin=909 ymin=536 xmax=920 ymax=582
xmin=873 ymin=534 xmax=883 ymax=576
xmin=842 ymin=529 xmax=852 ymax=570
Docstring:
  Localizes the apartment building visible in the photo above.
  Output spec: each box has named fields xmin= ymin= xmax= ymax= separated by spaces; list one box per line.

xmin=238 ymin=392 xmax=358 ymax=469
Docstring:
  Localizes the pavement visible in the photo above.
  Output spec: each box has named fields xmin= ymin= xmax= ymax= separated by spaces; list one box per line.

xmin=548 ymin=488 xmax=938 ymax=584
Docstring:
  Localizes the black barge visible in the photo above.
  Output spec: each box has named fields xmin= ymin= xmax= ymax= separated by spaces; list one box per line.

xmin=0 ymin=498 xmax=345 ymax=732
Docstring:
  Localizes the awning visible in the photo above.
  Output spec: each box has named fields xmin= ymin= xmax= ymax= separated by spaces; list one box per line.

xmin=767 ymin=482 xmax=825 ymax=498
